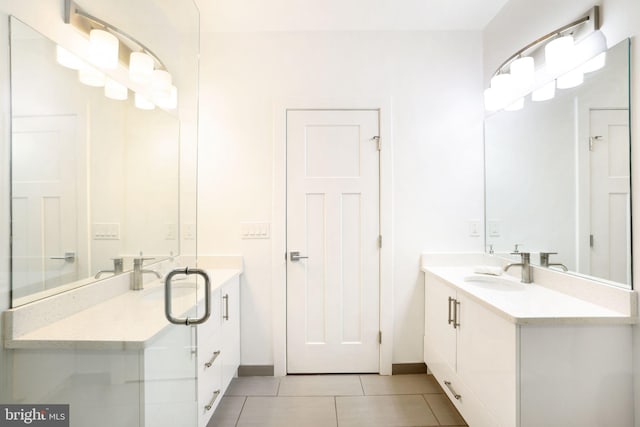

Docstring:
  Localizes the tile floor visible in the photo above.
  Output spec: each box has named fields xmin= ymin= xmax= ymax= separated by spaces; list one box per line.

xmin=208 ymin=374 xmax=468 ymax=427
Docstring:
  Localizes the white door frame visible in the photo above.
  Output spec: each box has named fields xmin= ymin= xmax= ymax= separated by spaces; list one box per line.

xmin=272 ymin=98 xmax=394 ymax=376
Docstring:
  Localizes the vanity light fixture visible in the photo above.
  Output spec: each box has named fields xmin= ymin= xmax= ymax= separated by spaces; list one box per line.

xmin=56 ymin=45 xmax=84 ymax=70
xmin=78 ymin=63 xmax=106 ymax=87
xmin=105 ymin=77 xmax=128 ymax=100
xmin=484 ymin=6 xmax=606 ymax=112
xmin=62 ymin=0 xmax=177 ymax=110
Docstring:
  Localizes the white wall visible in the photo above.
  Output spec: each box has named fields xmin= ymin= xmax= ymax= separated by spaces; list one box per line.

xmin=197 ymin=30 xmax=485 ymax=366
xmin=483 ymin=0 xmax=640 ymax=424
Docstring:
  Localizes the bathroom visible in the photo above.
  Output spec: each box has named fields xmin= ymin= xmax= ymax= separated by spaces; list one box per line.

xmin=0 ymin=0 xmax=639 ymax=425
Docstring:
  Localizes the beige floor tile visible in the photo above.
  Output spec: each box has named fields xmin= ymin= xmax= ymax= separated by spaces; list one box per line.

xmin=225 ymin=376 xmax=280 ymax=396
xmin=278 ymin=375 xmax=363 ymax=396
xmin=360 ymin=374 xmax=442 ymax=395
xmin=207 ymin=396 xmax=246 ymax=427
xmin=236 ymin=396 xmax=337 ymax=427
xmin=423 ymin=394 xmax=467 ymax=426
xmin=336 ymin=395 xmax=439 ymax=427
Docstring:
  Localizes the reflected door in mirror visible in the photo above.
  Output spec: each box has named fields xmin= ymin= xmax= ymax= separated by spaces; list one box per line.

xmin=589 ymin=109 xmax=630 ymax=283
xmin=12 ymin=115 xmax=79 ymax=298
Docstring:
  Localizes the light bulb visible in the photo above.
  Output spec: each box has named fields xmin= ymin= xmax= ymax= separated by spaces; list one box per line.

xmin=129 ymin=52 xmax=154 ymax=84
xmin=510 ymin=57 xmax=535 ymax=90
xmin=484 ymin=87 xmax=500 ymax=112
xmin=78 ymin=64 xmax=106 ymax=87
xmin=531 ymin=81 xmax=556 ymax=102
xmin=557 ymin=68 xmax=584 ymax=89
xmin=505 ymin=98 xmax=524 ymax=111
xmin=135 ymin=92 xmax=155 ymax=110
xmin=56 ymin=46 xmax=83 ymax=70
xmin=155 ymin=85 xmax=178 ymax=110
xmin=89 ymin=29 xmax=119 ymax=69
xmin=582 ymin=52 xmax=606 ymax=73
xmin=105 ymin=78 xmax=128 ymax=100
xmin=545 ymin=35 xmax=574 ymax=75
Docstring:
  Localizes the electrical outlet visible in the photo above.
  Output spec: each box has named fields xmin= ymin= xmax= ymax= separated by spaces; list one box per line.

xmin=183 ymin=223 xmax=195 ymax=240
xmin=165 ymin=223 xmax=177 ymax=240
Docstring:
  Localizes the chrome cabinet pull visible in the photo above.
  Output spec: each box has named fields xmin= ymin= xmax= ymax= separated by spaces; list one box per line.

xmin=447 ymin=297 xmax=455 ymax=325
xmin=223 ymin=294 xmax=229 ymax=321
xmin=454 ymin=300 xmax=461 ymax=329
xmin=204 ymin=350 xmax=221 ymax=368
xmin=444 ymin=381 xmax=461 ymax=400
xmin=165 ymin=267 xmax=211 ymax=326
xmin=204 ymin=390 xmax=221 ymax=411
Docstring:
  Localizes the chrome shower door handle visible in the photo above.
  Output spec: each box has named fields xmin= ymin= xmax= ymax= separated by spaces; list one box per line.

xmin=49 ymin=252 xmax=76 ymax=263
xmin=165 ymin=267 xmax=211 ymax=326
xmin=290 ymin=251 xmax=309 ymax=262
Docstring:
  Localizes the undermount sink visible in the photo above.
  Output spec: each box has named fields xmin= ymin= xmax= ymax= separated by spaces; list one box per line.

xmin=463 ymin=274 xmax=526 ymax=291
xmin=142 ymin=282 xmax=199 ymax=301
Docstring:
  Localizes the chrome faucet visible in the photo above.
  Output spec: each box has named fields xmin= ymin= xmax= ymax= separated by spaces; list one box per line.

xmin=131 ymin=257 xmax=161 ymax=290
xmin=95 ymin=257 xmax=124 ymax=278
xmin=539 ymin=252 xmax=568 ymax=271
xmin=504 ymin=251 xmax=532 ymax=283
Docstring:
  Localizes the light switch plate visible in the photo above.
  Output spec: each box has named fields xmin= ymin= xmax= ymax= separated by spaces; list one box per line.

xmin=93 ymin=223 xmax=120 ymax=240
xmin=241 ymin=222 xmax=270 ymax=239
xmin=468 ymin=220 xmax=481 ymax=237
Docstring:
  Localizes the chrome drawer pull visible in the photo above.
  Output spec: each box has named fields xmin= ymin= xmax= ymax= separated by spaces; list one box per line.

xmin=447 ymin=297 xmax=454 ymax=325
xmin=204 ymin=390 xmax=221 ymax=411
xmin=204 ymin=350 xmax=221 ymax=368
xmin=453 ymin=300 xmax=461 ymax=329
xmin=444 ymin=381 xmax=461 ymax=400
xmin=223 ymin=294 xmax=229 ymax=321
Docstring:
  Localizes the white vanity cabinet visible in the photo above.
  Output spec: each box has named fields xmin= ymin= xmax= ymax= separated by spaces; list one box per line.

xmin=197 ymin=275 xmax=241 ymax=427
xmin=424 ymin=270 xmax=634 ymax=427
xmin=424 ymin=273 xmax=514 ymax=427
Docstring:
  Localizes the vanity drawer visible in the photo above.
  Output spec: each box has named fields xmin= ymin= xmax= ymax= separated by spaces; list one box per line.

xmin=198 ymin=347 xmax=223 ymax=427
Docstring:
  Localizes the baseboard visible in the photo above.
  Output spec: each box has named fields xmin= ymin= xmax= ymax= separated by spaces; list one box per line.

xmin=391 ymin=363 xmax=428 ymax=375
xmin=238 ymin=365 xmax=275 ymax=376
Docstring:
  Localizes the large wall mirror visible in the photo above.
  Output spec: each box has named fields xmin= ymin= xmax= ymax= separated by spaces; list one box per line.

xmin=10 ymin=17 xmax=181 ymax=305
xmin=485 ymin=38 xmax=631 ymax=289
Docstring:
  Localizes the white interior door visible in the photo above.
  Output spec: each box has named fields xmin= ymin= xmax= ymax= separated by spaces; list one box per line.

xmin=12 ymin=115 xmax=79 ymax=297
xmin=589 ymin=109 xmax=630 ymax=283
xmin=286 ymin=109 xmax=380 ymax=373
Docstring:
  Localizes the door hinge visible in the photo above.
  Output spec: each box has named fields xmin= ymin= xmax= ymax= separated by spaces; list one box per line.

xmin=378 ymin=331 xmax=382 ymax=344
xmin=377 ymin=235 xmax=382 ymax=249
xmin=372 ymin=136 xmax=381 ymax=151
xmin=589 ymin=135 xmax=603 ymax=151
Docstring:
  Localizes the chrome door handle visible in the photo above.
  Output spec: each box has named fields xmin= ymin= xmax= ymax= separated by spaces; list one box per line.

xmin=290 ymin=251 xmax=309 ymax=262
xmin=49 ymin=252 xmax=76 ymax=262
xmin=164 ymin=267 xmax=211 ymax=326
xmin=223 ymin=294 xmax=229 ymax=321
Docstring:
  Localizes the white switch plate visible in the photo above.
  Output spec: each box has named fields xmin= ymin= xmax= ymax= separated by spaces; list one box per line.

xmin=241 ymin=222 xmax=270 ymax=239
xmin=468 ymin=220 xmax=481 ymax=237
xmin=93 ymin=223 xmax=120 ymax=240
xmin=488 ymin=220 xmax=501 ymax=237
xmin=165 ymin=223 xmax=177 ymax=240
xmin=183 ymin=223 xmax=196 ymax=240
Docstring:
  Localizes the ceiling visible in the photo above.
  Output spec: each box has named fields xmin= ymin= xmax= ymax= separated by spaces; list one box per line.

xmin=194 ymin=0 xmax=510 ymax=32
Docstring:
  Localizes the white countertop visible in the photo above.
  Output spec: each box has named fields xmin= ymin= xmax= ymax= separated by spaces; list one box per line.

xmin=423 ymin=266 xmax=636 ymax=325
xmin=5 ymin=269 xmax=240 ymax=350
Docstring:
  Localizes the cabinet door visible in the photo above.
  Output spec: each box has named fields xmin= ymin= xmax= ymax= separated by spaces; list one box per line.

xmin=221 ymin=277 xmax=240 ymax=389
xmin=424 ymin=275 xmax=457 ymax=373
xmin=456 ymin=292 xmax=517 ymax=427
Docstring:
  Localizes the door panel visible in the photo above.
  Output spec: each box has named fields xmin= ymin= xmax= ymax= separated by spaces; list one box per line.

xmin=589 ymin=109 xmax=630 ymax=283
xmin=286 ymin=109 xmax=380 ymax=373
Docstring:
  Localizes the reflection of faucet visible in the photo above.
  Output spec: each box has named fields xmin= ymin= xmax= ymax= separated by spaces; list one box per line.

xmin=131 ymin=257 xmax=161 ymax=291
xmin=539 ymin=252 xmax=568 ymax=271
xmin=95 ymin=258 xmax=124 ymax=278
xmin=504 ymin=252 xmax=532 ymax=283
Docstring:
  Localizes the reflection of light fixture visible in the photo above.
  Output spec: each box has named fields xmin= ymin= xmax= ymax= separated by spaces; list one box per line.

xmin=89 ymin=29 xmax=118 ymax=69
xmin=531 ymin=80 xmax=556 ymax=102
xmin=484 ymin=6 xmax=606 ymax=112
xmin=129 ymin=52 xmax=154 ymax=84
xmin=135 ymin=93 xmax=155 ymax=110
xmin=63 ymin=0 xmax=177 ymax=110
xmin=505 ymin=98 xmax=524 ymax=111
xmin=56 ymin=45 xmax=84 ymax=69
xmin=105 ymin=77 xmax=128 ymax=100
xmin=78 ymin=64 xmax=105 ymax=87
